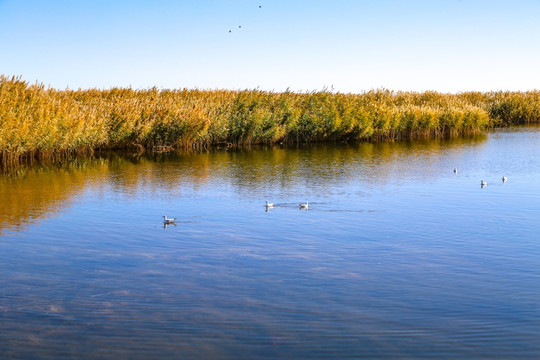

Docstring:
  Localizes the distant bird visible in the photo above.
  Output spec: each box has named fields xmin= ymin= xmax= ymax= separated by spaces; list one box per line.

xmin=265 ymin=201 xmax=274 ymax=208
xmin=239 ymin=25 xmax=242 ymax=28
xmin=481 ymin=180 xmax=488 ymax=187
xmin=299 ymin=201 xmax=309 ymax=209
xmin=259 ymin=5 xmax=262 ymax=8
xmin=502 ymin=176 xmax=507 ymax=182
xmin=454 ymin=168 xmax=458 ymax=174
xmin=229 ymin=30 xmax=232 ymax=33
xmin=163 ymin=216 xmax=176 ymax=224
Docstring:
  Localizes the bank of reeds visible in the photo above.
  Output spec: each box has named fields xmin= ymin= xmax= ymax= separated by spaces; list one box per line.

xmin=1 ymin=75 xmax=539 ymax=163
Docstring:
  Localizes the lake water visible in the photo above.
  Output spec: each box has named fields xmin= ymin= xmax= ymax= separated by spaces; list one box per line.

xmin=1 ymin=127 xmax=539 ymax=359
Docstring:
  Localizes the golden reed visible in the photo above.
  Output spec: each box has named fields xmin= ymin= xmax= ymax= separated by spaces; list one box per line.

xmin=1 ymin=75 xmax=539 ymax=164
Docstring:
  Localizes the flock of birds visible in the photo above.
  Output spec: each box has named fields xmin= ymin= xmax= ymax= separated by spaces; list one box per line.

xmin=162 ymin=200 xmax=307 ymax=225
xmin=229 ymin=5 xmax=263 ymax=33
xmin=453 ymin=168 xmax=507 ymax=188
xmin=157 ymin=3 xmax=513 ymax=223
xmin=162 ymin=169 xmax=508 ymax=225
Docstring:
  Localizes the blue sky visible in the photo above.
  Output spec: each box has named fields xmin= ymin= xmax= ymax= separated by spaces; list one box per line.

xmin=1 ymin=0 xmax=539 ymax=92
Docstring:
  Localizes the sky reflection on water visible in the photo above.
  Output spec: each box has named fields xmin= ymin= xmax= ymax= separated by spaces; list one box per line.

xmin=1 ymin=127 xmax=539 ymax=359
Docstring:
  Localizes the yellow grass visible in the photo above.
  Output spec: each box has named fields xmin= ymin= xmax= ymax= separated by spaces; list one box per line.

xmin=1 ymin=75 xmax=539 ymax=164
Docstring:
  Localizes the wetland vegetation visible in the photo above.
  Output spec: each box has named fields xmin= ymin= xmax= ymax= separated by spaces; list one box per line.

xmin=1 ymin=75 xmax=539 ymax=165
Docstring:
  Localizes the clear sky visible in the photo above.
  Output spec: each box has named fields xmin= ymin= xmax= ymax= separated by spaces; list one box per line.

xmin=1 ymin=0 xmax=539 ymax=93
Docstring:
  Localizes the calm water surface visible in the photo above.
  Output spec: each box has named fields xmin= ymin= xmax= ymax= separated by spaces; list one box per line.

xmin=1 ymin=127 xmax=540 ymax=359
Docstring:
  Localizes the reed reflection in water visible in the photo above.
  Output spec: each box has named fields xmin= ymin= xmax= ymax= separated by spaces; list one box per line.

xmin=0 ymin=133 xmax=488 ymax=234
xmin=1 ymin=127 xmax=540 ymax=359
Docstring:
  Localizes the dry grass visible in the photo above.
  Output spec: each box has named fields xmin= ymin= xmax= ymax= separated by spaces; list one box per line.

xmin=1 ymin=75 xmax=539 ymax=164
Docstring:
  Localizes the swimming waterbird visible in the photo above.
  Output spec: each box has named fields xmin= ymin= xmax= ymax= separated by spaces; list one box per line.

xmin=163 ymin=216 xmax=176 ymax=224
xmin=299 ymin=201 xmax=309 ymax=209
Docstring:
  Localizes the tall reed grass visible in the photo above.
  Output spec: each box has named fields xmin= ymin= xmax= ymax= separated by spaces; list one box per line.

xmin=1 ymin=75 xmax=538 ymax=163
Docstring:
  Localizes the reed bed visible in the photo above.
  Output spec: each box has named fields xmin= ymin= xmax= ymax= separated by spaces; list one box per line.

xmin=1 ymin=75 xmax=539 ymax=163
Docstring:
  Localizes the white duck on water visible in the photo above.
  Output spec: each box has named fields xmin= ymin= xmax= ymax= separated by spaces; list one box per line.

xmin=299 ymin=201 xmax=309 ymax=209
xmin=265 ymin=201 xmax=274 ymax=208
xmin=163 ymin=215 xmax=176 ymax=224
